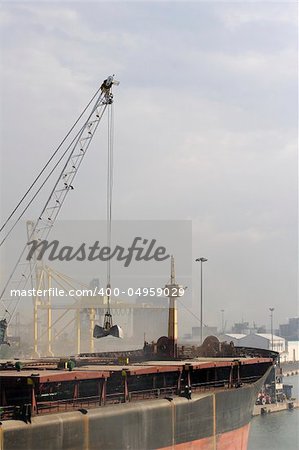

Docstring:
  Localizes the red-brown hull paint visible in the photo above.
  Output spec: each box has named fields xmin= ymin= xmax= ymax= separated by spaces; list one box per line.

xmin=160 ymin=423 xmax=250 ymax=450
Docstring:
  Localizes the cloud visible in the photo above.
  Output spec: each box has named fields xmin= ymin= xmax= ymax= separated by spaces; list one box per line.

xmin=0 ymin=2 xmax=297 ymax=330
xmin=215 ymin=3 xmax=297 ymax=30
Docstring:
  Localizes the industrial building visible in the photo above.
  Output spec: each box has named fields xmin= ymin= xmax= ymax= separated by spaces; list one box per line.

xmin=279 ymin=317 xmax=299 ymax=341
xmin=218 ymin=333 xmax=246 ymax=346
xmin=238 ymin=333 xmax=286 ymax=354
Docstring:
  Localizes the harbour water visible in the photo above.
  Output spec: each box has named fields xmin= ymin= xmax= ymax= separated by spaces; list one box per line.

xmin=249 ymin=375 xmax=299 ymax=450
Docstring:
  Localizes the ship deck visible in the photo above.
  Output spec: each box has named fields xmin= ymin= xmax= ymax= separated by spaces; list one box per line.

xmin=0 ymin=355 xmax=272 ymax=377
xmin=0 ymin=355 xmax=273 ymax=421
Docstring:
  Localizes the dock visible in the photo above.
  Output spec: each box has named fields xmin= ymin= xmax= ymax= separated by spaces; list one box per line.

xmin=283 ymin=370 xmax=299 ymax=377
xmin=253 ymin=400 xmax=299 ymax=416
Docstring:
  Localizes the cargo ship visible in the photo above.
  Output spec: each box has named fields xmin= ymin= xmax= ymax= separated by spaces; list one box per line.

xmin=0 ymin=341 xmax=276 ymax=450
xmin=0 ymin=78 xmax=277 ymax=449
xmin=0 ymin=257 xmax=277 ymax=450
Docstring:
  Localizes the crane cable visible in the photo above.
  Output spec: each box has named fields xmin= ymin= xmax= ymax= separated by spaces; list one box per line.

xmin=106 ymin=101 xmax=114 ymax=319
xmin=0 ymin=87 xmax=102 ymax=242
xmin=0 ymin=106 xmax=105 ymax=250
xmin=0 ymin=120 xmax=88 ymax=248
xmin=1 ymin=91 xmax=106 ymax=321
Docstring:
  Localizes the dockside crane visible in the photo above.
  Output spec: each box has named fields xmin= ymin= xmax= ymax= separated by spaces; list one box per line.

xmin=0 ymin=75 xmax=122 ymax=345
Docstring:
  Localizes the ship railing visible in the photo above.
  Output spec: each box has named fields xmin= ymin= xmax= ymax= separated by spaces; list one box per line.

xmin=37 ymin=395 xmax=102 ymax=414
xmin=129 ymin=386 xmax=178 ymax=401
xmin=191 ymin=375 xmax=262 ymax=392
xmin=240 ymin=375 xmax=262 ymax=384
xmin=37 ymin=392 xmax=127 ymax=412
xmin=106 ymin=392 xmax=125 ymax=404
xmin=191 ymin=379 xmax=227 ymax=392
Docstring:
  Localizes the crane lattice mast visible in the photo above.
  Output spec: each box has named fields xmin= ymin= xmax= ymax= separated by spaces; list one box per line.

xmin=0 ymin=76 xmax=119 ymax=344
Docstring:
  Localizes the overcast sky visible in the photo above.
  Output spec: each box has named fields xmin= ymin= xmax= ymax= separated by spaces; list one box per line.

xmin=0 ymin=1 xmax=297 ymax=334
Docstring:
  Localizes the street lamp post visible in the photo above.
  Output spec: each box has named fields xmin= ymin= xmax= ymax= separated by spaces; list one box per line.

xmin=195 ymin=257 xmax=208 ymax=345
xmin=269 ymin=307 xmax=276 ymax=403
xmin=269 ymin=307 xmax=275 ymax=350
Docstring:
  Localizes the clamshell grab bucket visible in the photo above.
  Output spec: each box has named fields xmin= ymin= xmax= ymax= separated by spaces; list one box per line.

xmin=93 ymin=324 xmax=123 ymax=339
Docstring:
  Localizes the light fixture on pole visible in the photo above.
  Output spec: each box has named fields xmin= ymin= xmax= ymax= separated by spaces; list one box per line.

xmin=195 ymin=257 xmax=208 ymax=345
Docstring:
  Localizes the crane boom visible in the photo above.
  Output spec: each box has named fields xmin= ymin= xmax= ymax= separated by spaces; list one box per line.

xmin=0 ymin=76 xmax=118 ymax=343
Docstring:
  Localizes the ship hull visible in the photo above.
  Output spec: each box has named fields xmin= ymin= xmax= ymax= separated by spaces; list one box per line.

xmin=0 ymin=372 xmax=267 ymax=450
xmin=161 ymin=423 xmax=250 ymax=449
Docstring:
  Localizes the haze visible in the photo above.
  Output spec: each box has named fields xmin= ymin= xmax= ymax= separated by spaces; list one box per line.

xmin=0 ymin=2 xmax=297 ymax=336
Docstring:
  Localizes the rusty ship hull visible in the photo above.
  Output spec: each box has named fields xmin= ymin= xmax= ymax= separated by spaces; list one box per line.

xmin=1 ymin=380 xmax=264 ymax=450
xmin=0 ymin=353 xmax=273 ymax=450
